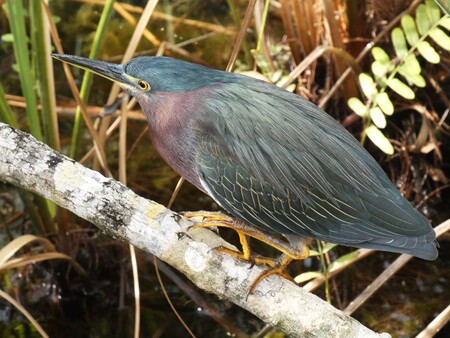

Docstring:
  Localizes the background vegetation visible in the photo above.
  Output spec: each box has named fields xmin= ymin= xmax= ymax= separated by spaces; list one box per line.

xmin=0 ymin=0 xmax=449 ymax=337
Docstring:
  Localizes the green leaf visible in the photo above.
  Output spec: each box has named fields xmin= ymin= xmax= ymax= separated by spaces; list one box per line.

xmin=365 ymin=125 xmax=395 ymax=155
xmin=310 ymin=243 xmax=337 ymax=256
xmin=328 ymin=251 xmax=359 ymax=271
xmin=371 ymin=61 xmax=391 ymax=80
xmin=375 ymin=93 xmax=394 ymax=116
xmin=439 ymin=17 xmax=450 ymax=31
xmin=410 ymin=74 xmax=426 ymax=87
xmin=6 ymin=0 xmax=43 ymax=141
xmin=387 ymin=78 xmax=415 ymax=99
xmin=348 ymin=97 xmax=368 ymax=117
xmin=398 ymin=66 xmax=426 ymax=87
xmin=416 ymin=4 xmax=430 ymax=35
xmin=285 ymin=83 xmax=296 ymax=92
xmin=359 ymin=72 xmax=378 ymax=98
xmin=401 ymin=15 xmax=419 ymax=46
xmin=403 ymin=54 xmax=421 ymax=75
xmin=0 ymin=83 xmax=18 ymax=128
xmin=12 ymin=63 xmax=20 ymax=73
xmin=429 ymin=27 xmax=450 ymax=51
xmin=1 ymin=33 xmax=14 ymax=42
xmin=396 ymin=54 xmax=425 ymax=87
xmin=392 ymin=27 xmax=408 ymax=58
xmin=370 ymin=107 xmax=387 ymax=128
xmin=322 ymin=242 xmax=337 ymax=253
xmin=417 ymin=40 xmax=440 ymax=63
xmin=425 ymin=0 xmax=441 ymax=23
xmin=294 ymin=271 xmax=323 ymax=284
xmin=371 ymin=46 xmax=390 ymax=64
xmin=53 ymin=15 xmax=61 ymax=24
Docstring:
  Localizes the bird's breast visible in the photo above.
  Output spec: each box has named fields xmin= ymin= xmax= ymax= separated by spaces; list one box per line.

xmin=142 ymin=90 xmax=211 ymax=193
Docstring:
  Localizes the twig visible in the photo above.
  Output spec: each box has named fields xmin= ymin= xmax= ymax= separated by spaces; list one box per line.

xmin=416 ymin=304 xmax=450 ymax=338
xmin=343 ymin=220 xmax=450 ymax=316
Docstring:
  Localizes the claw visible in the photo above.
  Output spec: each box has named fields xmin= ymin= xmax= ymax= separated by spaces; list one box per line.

xmin=248 ymin=254 xmax=295 ymax=295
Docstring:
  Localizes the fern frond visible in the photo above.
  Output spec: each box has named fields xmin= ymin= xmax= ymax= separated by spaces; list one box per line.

xmin=347 ymin=0 xmax=450 ymax=154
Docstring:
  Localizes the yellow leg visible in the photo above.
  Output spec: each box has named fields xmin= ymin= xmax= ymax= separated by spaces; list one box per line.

xmin=184 ymin=210 xmax=311 ymax=292
xmin=186 ymin=218 xmax=309 ymax=260
xmin=215 ymin=232 xmax=277 ymax=267
xmin=183 ymin=211 xmax=234 ymax=223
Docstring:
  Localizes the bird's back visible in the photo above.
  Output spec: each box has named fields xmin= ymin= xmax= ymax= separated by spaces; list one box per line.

xmin=192 ymin=76 xmax=438 ymax=260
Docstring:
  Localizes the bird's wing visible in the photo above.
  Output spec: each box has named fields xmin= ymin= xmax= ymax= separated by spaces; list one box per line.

xmin=193 ymin=81 xmax=437 ymax=260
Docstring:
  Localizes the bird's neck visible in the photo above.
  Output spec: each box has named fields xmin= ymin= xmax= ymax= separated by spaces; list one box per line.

xmin=141 ymin=89 xmax=210 ymax=192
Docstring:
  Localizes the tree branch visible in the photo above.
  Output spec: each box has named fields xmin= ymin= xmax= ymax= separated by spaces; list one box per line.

xmin=0 ymin=122 xmax=389 ymax=338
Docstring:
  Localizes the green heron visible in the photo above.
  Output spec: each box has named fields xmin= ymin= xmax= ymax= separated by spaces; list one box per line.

xmin=53 ymin=54 xmax=438 ymax=287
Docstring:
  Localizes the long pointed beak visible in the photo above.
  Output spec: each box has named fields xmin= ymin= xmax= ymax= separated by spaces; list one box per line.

xmin=52 ymin=54 xmax=130 ymax=85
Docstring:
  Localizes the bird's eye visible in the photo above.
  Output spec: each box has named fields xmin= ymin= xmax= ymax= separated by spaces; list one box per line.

xmin=138 ymin=80 xmax=150 ymax=91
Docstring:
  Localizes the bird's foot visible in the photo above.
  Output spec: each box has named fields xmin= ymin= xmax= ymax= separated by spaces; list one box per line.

xmin=182 ymin=210 xmax=234 ymax=223
xmin=248 ymin=254 xmax=296 ymax=295
xmin=184 ymin=211 xmax=275 ymax=267
xmin=213 ymin=246 xmax=277 ymax=267
xmin=183 ymin=210 xmax=311 ymax=294
xmin=183 ymin=211 xmax=237 ymax=236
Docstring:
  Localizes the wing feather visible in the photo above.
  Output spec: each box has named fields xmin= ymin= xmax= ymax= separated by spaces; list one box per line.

xmin=193 ymin=79 xmax=437 ymax=260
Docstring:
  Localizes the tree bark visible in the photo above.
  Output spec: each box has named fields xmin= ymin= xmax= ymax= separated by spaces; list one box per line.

xmin=0 ymin=122 xmax=390 ymax=338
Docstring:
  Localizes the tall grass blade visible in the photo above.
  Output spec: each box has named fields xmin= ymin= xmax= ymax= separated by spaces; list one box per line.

xmin=0 ymin=84 xmax=18 ymax=128
xmin=6 ymin=0 xmax=43 ymax=141
xmin=30 ymin=0 xmax=59 ymax=150
xmin=70 ymin=0 xmax=116 ymax=159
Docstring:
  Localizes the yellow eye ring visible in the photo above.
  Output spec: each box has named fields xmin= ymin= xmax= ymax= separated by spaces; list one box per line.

xmin=138 ymin=80 xmax=150 ymax=91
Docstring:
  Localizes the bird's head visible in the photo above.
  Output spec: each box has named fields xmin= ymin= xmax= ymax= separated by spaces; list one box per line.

xmin=52 ymin=54 xmax=235 ymax=101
